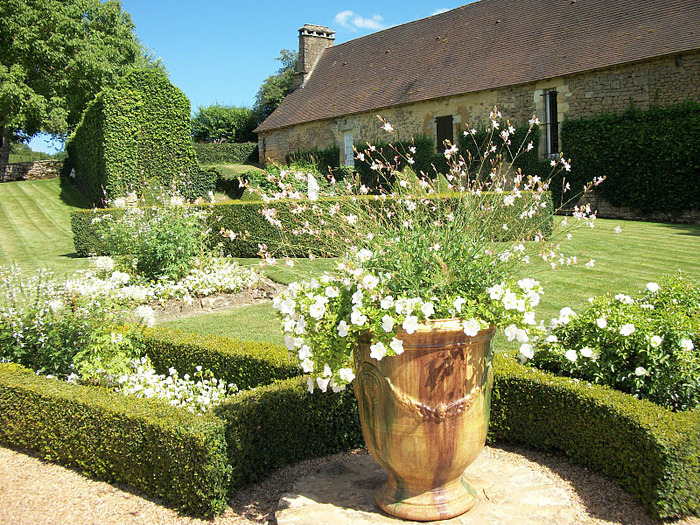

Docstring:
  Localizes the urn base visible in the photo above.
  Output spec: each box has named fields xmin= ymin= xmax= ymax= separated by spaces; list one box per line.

xmin=375 ymin=474 xmax=478 ymax=521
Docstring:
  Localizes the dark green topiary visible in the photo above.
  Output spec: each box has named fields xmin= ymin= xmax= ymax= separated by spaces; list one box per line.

xmin=66 ymin=69 xmax=205 ymax=205
xmin=560 ymin=101 xmax=700 ymax=214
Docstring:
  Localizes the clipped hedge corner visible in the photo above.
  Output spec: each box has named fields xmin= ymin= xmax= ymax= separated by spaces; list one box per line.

xmin=489 ymin=353 xmax=700 ymax=519
xmin=0 ymin=363 xmax=230 ymax=517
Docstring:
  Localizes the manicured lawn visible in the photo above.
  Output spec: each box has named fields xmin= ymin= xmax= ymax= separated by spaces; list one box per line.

xmin=0 ymin=178 xmax=91 ymax=276
xmin=165 ymin=218 xmax=700 ymax=352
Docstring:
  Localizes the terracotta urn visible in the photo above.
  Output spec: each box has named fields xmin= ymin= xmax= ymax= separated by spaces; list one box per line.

xmin=353 ymin=319 xmax=495 ymax=521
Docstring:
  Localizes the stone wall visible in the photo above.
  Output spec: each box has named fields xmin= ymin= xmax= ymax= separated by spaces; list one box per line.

xmin=579 ymin=192 xmax=700 ymax=224
xmin=1 ymin=160 xmax=64 ymax=183
xmin=258 ymin=50 xmax=700 ymax=165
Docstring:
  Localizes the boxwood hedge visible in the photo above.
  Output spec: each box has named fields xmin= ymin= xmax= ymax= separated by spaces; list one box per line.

xmin=1 ymin=330 xmax=696 ymax=519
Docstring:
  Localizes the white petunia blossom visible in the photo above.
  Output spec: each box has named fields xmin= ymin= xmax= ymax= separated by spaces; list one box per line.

xmin=564 ymin=349 xmax=578 ymax=362
xmin=680 ymin=338 xmax=695 ymax=351
xmin=370 ymin=341 xmax=387 ymax=361
xmin=380 ymin=295 xmax=394 ymax=309
xmin=337 ymin=320 xmax=349 ymax=337
xmin=579 ymin=346 xmax=594 ymax=358
xmin=420 ymin=302 xmax=435 ymax=318
xmin=519 ymin=343 xmax=534 ymax=361
xmin=646 ymin=282 xmax=660 ymax=293
xmin=596 ymin=317 xmax=608 ymax=329
xmin=402 ymin=315 xmax=420 ymax=334
xmin=339 ymin=368 xmax=355 ymax=382
xmin=620 ymin=324 xmax=635 ymax=336
xmin=650 ymin=335 xmax=663 ymax=348
xmin=463 ymin=318 xmax=482 ymax=337
xmin=350 ymin=308 xmax=368 ymax=326
xmin=389 ymin=337 xmax=404 ymax=355
xmin=382 ymin=314 xmax=395 ymax=332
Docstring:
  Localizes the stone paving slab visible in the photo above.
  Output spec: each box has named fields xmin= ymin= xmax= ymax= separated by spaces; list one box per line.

xmin=276 ymin=446 xmax=588 ymax=525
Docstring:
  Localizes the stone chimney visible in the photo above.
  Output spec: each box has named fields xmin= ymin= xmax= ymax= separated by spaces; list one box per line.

xmin=292 ymin=24 xmax=335 ymax=90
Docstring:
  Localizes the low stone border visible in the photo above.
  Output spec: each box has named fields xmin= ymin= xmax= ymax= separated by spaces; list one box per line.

xmin=152 ymin=278 xmax=285 ymax=323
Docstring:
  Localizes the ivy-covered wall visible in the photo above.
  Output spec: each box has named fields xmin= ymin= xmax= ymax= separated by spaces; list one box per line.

xmin=67 ymin=70 xmax=202 ymax=204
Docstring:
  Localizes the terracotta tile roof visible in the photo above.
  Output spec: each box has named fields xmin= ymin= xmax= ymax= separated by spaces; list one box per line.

xmin=256 ymin=0 xmax=700 ymax=133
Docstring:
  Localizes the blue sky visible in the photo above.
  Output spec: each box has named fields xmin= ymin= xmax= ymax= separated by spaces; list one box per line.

xmin=30 ymin=0 xmax=471 ymax=152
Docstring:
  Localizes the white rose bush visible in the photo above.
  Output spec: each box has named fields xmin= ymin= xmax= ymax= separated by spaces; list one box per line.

xmin=265 ymin=109 xmax=601 ymax=392
xmin=523 ymin=275 xmax=700 ymax=411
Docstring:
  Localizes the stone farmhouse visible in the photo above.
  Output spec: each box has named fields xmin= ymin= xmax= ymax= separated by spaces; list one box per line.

xmin=255 ymin=0 xmax=700 ymax=166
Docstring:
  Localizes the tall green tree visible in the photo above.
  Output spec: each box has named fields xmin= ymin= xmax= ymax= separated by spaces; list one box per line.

xmin=253 ymin=49 xmax=298 ymax=123
xmin=0 ymin=0 xmax=149 ymax=169
xmin=191 ymin=104 xmax=257 ymax=143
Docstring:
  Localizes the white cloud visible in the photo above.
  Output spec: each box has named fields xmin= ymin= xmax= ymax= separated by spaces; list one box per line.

xmin=334 ymin=10 xmax=355 ymax=28
xmin=353 ymin=14 xmax=384 ymax=30
xmin=334 ymin=10 xmax=385 ymax=31
xmin=431 ymin=8 xmax=451 ymax=16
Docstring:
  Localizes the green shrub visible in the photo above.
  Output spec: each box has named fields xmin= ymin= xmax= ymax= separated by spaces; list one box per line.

xmin=525 ymin=275 xmax=700 ymax=411
xmin=66 ymin=70 xmax=202 ymax=204
xmin=215 ymin=376 xmax=363 ymax=488
xmin=141 ymin=327 xmax=299 ymax=390
xmin=286 ymin=144 xmax=341 ymax=175
xmin=490 ymin=352 xmax=700 ymax=518
xmin=0 ymin=362 xmax=230 ymax=517
xmin=193 ymin=142 xmax=259 ymax=164
xmin=92 ymin=202 xmax=212 ymax=281
xmin=560 ymin=101 xmax=700 ymax=214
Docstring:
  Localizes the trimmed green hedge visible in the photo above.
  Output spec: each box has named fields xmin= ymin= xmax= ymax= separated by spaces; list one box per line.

xmin=490 ymin=353 xmax=700 ymax=519
xmin=194 ymin=143 xmax=259 ymax=164
xmin=2 ymin=328 xmax=696 ymax=518
xmin=141 ymin=327 xmax=298 ymax=390
xmin=216 ymin=377 xmax=363 ymax=489
xmin=560 ymin=101 xmax=700 ymax=214
xmin=0 ymin=362 xmax=230 ymax=517
xmin=71 ymin=192 xmax=554 ymax=258
xmin=66 ymin=70 xmax=203 ymax=204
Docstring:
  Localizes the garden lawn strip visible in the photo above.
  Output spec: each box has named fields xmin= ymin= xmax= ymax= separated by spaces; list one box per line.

xmin=0 ymin=179 xmax=91 ymax=275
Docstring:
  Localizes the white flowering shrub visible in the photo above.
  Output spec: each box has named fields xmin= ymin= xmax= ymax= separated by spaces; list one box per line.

xmin=0 ymin=266 xmax=143 ymax=378
xmin=115 ymin=358 xmax=238 ymax=414
xmin=523 ymin=275 xmax=700 ymax=411
xmin=93 ymin=190 xmax=212 ymax=281
xmin=275 ymin=250 xmax=543 ymax=392
xmin=65 ymin=256 xmax=262 ymax=305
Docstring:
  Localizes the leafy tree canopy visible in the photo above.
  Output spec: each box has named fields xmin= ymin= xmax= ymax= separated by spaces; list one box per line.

xmin=191 ymin=104 xmax=257 ymax=144
xmin=253 ymin=49 xmax=297 ymax=123
xmin=0 ymin=0 xmax=160 ymax=166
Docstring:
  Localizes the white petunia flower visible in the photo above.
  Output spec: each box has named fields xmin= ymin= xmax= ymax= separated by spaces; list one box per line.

xmin=381 ymin=295 xmax=395 ymax=309
xmin=620 ymin=324 xmax=635 ymax=337
xmin=339 ymin=368 xmax=355 ymax=382
xmin=370 ymin=342 xmax=387 ymax=361
xmin=463 ymin=318 xmax=482 ymax=337
xmin=519 ymin=343 xmax=534 ymax=361
xmin=389 ymin=337 xmax=404 ymax=355
xmin=382 ymin=314 xmax=395 ymax=332
xmin=420 ymin=302 xmax=435 ymax=318
xmin=646 ymin=282 xmax=660 ymax=293
xmin=596 ymin=317 xmax=608 ymax=329
xmin=564 ymin=349 xmax=578 ymax=362
xmin=337 ymin=320 xmax=349 ymax=337
xmin=402 ymin=315 xmax=420 ymax=334
xmin=680 ymin=338 xmax=695 ymax=351
xmin=650 ymin=335 xmax=663 ymax=348
xmin=453 ymin=297 xmax=466 ymax=313
xmin=580 ymin=346 xmax=593 ymax=358
xmin=350 ymin=309 xmax=367 ymax=326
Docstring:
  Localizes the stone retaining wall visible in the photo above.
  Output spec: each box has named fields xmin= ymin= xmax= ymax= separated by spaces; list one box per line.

xmin=579 ymin=192 xmax=700 ymax=224
xmin=1 ymin=160 xmax=64 ymax=183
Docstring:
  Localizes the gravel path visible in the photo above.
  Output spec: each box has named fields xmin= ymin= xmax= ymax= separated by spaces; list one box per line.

xmin=1 ymin=444 xmax=698 ymax=525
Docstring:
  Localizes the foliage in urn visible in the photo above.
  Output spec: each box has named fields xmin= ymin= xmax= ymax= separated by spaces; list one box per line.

xmin=259 ymin=109 xmax=600 ymax=391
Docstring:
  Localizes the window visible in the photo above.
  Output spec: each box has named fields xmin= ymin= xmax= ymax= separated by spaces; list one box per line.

xmin=343 ymin=131 xmax=354 ymax=167
xmin=543 ymin=90 xmax=559 ymax=157
xmin=436 ymin=115 xmax=454 ymax=153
